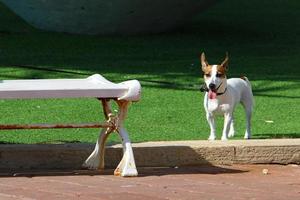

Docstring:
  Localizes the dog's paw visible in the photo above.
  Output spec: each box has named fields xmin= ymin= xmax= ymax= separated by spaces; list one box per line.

xmin=208 ymin=135 xmax=216 ymax=141
xmin=244 ymin=135 xmax=251 ymax=139
xmin=221 ymin=136 xmax=228 ymax=141
xmin=228 ymin=130 xmax=235 ymax=138
xmin=244 ymin=132 xmax=251 ymax=139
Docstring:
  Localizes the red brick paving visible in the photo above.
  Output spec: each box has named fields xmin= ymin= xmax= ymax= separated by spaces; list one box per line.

xmin=0 ymin=164 xmax=299 ymax=200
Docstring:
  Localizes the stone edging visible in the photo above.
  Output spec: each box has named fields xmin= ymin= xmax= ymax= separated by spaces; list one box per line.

xmin=0 ymin=139 xmax=299 ymax=170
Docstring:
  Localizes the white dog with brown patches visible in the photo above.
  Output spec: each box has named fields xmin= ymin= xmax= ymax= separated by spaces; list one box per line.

xmin=200 ymin=52 xmax=253 ymax=141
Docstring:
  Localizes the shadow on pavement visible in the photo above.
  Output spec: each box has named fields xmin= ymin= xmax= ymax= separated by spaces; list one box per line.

xmin=137 ymin=165 xmax=248 ymax=177
xmin=0 ymin=165 xmax=247 ymax=178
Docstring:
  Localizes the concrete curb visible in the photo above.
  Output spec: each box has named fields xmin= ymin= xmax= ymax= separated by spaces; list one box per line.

xmin=0 ymin=139 xmax=299 ymax=170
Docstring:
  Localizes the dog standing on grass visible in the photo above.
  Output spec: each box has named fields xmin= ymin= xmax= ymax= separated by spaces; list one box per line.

xmin=200 ymin=52 xmax=253 ymax=141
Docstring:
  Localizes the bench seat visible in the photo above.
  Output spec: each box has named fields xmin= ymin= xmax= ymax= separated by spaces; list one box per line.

xmin=0 ymin=74 xmax=141 ymax=101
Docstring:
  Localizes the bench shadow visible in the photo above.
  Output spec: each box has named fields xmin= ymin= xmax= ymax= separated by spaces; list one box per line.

xmin=0 ymin=165 xmax=247 ymax=178
xmin=132 ymin=145 xmax=248 ymax=177
xmin=0 ymin=144 xmax=248 ymax=178
xmin=0 ymin=169 xmax=112 ymax=178
xmin=137 ymin=165 xmax=247 ymax=177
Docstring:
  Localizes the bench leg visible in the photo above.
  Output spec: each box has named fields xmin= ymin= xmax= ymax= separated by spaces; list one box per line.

xmin=114 ymin=100 xmax=138 ymax=177
xmin=82 ymin=99 xmax=114 ymax=170
xmin=82 ymin=99 xmax=138 ymax=177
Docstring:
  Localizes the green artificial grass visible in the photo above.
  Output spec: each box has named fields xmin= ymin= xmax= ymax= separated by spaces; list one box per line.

xmin=0 ymin=0 xmax=299 ymax=144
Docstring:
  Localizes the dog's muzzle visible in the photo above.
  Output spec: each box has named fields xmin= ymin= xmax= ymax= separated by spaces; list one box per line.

xmin=209 ymin=83 xmax=216 ymax=90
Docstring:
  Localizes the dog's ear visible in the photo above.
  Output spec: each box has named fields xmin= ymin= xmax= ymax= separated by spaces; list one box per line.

xmin=221 ymin=52 xmax=229 ymax=70
xmin=201 ymin=52 xmax=209 ymax=71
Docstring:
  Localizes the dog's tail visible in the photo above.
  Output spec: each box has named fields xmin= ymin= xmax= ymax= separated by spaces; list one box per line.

xmin=240 ymin=76 xmax=251 ymax=87
xmin=241 ymin=76 xmax=254 ymax=110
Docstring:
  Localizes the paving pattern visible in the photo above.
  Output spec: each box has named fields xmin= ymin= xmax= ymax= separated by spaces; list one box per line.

xmin=0 ymin=164 xmax=299 ymax=200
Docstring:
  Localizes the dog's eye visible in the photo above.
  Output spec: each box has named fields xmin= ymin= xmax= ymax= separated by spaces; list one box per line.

xmin=205 ymin=74 xmax=211 ymax=77
xmin=216 ymin=73 xmax=223 ymax=78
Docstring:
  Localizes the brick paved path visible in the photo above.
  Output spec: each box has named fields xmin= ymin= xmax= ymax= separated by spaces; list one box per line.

xmin=0 ymin=164 xmax=299 ymax=200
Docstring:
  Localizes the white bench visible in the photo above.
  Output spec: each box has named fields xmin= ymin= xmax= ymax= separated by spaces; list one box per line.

xmin=0 ymin=74 xmax=141 ymax=177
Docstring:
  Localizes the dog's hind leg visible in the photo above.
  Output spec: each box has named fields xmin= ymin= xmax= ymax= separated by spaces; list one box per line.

xmin=242 ymin=98 xmax=253 ymax=139
xmin=241 ymin=80 xmax=253 ymax=139
xmin=228 ymin=116 xmax=235 ymax=138
xmin=244 ymin=107 xmax=252 ymax=139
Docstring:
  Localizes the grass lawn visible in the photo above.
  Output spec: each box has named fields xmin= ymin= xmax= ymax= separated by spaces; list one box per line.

xmin=0 ymin=0 xmax=299 ymax=144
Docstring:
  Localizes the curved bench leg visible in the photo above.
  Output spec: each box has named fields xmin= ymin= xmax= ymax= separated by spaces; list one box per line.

xmin=114 ymin=100 xmax=138 ymax=177
xmin=82 ymin=99 xmax=114 ymax=170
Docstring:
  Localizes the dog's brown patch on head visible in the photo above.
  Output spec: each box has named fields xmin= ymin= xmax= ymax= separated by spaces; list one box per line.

xmin=216 ymin=65 xmax=226 ymax=78
xmin=217 ymin=65 xmax=226 ymax=74
xmin=203 ymin=65 xmax=213 ymax=79
xmin=200 ymin=52 xmax=228 ymax=79
xmin=202 ymin=65 xmax=212 ymax=74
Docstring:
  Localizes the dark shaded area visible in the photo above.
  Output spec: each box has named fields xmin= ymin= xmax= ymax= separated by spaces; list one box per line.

xmin=253 ymin=133 xmax=300 ymax=139
xmin=12 ymin=65 xmax=91 ymax=76
xmin=0 ymin=165 xmax=247 ymax=178
xmin=0 ymin=169 xmax=105 ymax=177
xmin=138 ymin=165 xmax=247 ymax=177
xmin=0 ymin=0 xmax=299 ymax=85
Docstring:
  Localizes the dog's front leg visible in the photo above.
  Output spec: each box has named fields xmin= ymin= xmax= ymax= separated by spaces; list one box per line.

xmin=221 ymin=113 xmax=233 ymax=141
xmin=206 ymin=113 xmax=216 ymax=140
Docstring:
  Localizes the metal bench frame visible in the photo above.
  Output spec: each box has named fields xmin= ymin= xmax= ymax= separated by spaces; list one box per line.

xmin=0 ymin=74 xmax=141 ymax=177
